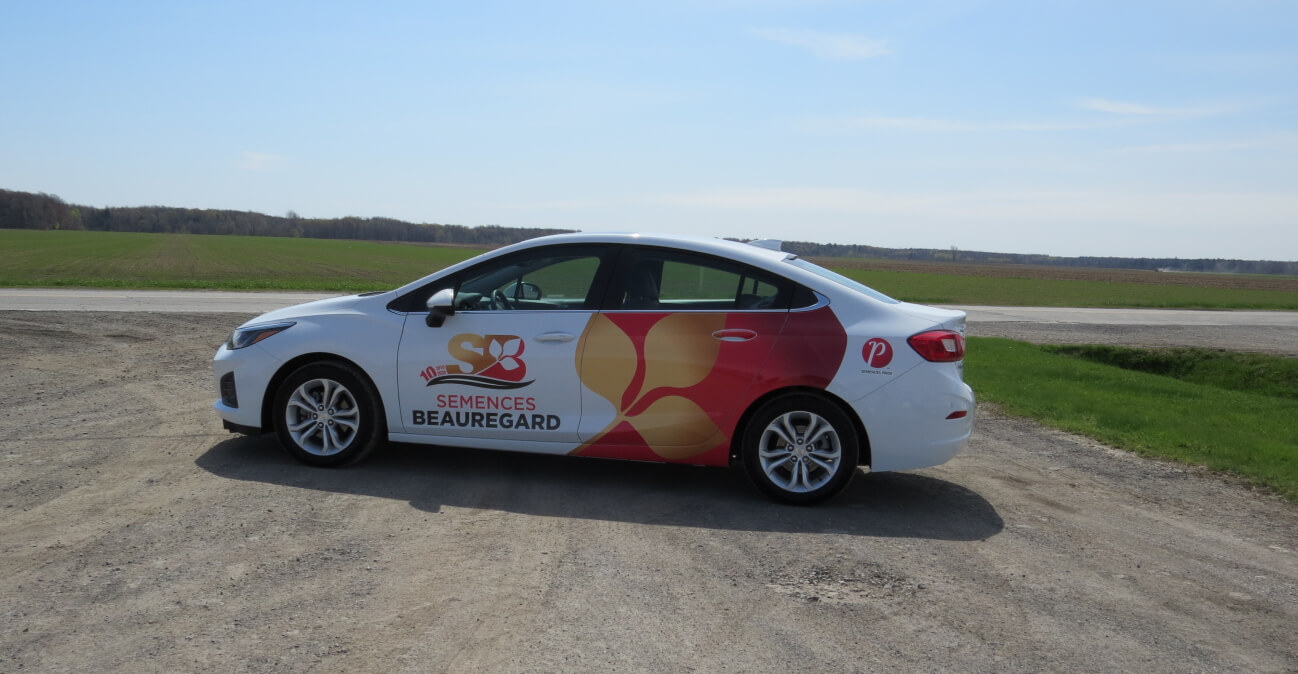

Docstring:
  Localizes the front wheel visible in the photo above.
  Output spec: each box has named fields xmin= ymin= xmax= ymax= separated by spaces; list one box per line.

xmin=273 ymin=361 xmax=384 ymax=467
xmin=741 ymin=394 xmax=860 ymax=505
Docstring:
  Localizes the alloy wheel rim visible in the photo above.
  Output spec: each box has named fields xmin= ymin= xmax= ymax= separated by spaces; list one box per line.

xmin=757 ymin=410 xmax=842 ymax=493
xmin=285 ymin=378 xmax=360 ymax=456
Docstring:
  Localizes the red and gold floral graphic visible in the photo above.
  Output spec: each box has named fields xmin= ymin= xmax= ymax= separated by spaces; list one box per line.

xmin=572 ymin=307 xmax=848 ymax=465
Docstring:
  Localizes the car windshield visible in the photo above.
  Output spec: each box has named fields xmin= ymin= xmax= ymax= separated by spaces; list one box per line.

xmin=785 ymin=258 xmax=899 ymax=304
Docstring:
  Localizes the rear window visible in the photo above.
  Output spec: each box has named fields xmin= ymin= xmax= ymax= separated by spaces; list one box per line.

xmin=615 ymin=248 xmax=795 ymax=311
xmin=785 ymin=258 xmax=899 ymax=304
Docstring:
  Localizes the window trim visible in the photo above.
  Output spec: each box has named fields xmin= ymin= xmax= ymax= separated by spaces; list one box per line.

xmin=603 ymin=245 xmax=807 ymax=313
xmin=386 ymin=244 xmax=618 ymax=314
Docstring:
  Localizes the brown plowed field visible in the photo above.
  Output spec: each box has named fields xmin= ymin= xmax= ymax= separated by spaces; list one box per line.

xmin=813 ymin=258 xmax=1298 ymax=291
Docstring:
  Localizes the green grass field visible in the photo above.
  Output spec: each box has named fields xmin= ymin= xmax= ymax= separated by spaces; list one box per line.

xmin=1041 ymin=345 xmax=1298 ymax=401
xmin=5 ymin=229 xmax=1298 ymax=309
xmin=966 ymin=338 xmax=1298 ymax=501
xmin=0 ymin=229 xmax=483 ymax=291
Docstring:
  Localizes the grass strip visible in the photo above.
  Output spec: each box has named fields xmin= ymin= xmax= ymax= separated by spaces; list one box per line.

xmin=1043 ymin=345 xmax=1298 ymax=401
xmin=965 ymin=337 xmax=1298 ymax=501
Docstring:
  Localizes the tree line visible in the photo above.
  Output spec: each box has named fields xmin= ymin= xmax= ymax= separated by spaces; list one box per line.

xmin=0 ymin=189 xmax=571 ymax=247
xmin=3 ymin=188 xmax=1294 ymax=274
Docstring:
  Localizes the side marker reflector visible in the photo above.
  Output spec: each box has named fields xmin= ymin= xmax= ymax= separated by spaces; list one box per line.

xmin=946 ymin=411 xmax=968 ymax=420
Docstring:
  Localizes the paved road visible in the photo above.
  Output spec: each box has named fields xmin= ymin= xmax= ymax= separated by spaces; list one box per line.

xmin=937 ymin=305 xmax=1298 ymax=327
xmin=2 ymin=289 xmax=1296 ymax=328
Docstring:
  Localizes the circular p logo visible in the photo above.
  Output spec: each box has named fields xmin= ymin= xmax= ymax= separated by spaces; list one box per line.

xmin=863 ymin=338 xmax=893 ymax=368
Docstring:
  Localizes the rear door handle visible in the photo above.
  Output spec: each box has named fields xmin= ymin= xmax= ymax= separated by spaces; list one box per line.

xmin=712 ymin=329 xmax=757 ymax=342
xmin=535 ymin=332 xmax=576 ymax=343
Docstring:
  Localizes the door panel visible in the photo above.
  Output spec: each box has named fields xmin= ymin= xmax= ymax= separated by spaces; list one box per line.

xmin=395 ymin=244 xmax=612 ymax=446
xmin=397 ymin=311 xmax=592 ymax=444
xmin=571 ymin=247 xmax=797 ymax=464
xmin=574 ymin=312 xmax=786 ymax=453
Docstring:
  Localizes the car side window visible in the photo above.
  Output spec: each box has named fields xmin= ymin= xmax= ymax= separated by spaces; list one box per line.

xmin=456 ymin=249 xmax=606 ymax=311
xmin=615 ymin=249 xmax=793 ymax=311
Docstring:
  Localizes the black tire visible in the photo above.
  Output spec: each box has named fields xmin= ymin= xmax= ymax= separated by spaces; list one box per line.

xmin=741 ymin=393 xmax=860 ymax=505
xmin=273 ymin=361 xmax=385 ymax=467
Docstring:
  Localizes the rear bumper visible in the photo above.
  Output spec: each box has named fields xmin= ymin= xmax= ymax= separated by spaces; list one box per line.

xmin=850 ymin=365 xmax=975 ymax=472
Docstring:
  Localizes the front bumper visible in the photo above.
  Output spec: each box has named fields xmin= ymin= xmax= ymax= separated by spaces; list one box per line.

xmin=221 ymin=418 xmax=264 ymax=435
xmin=212 ymin=342 xmax=279 ymax=432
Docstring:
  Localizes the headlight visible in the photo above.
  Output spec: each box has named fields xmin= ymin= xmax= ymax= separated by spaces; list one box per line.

xmin=226 ymin=321 xmax=296 ymax=350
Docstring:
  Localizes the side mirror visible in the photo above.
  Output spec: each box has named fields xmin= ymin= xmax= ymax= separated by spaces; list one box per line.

xmin=425 ymin=288 xmax=455 ymax=327
xmin=501 ymin=281 xmax=541 ymax=302
xmin=518 ymin=281 xmax=542 ymax=301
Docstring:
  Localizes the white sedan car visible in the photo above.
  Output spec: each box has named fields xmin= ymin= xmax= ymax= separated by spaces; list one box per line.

xmin=213 ymin=233 xmax=973 ymax=504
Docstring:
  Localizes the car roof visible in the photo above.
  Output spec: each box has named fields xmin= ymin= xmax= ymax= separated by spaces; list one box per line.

xmin=387 ymin=231 xmax=809 ymax=307
xmin=500 ymin=231 xmax=796 ymax=266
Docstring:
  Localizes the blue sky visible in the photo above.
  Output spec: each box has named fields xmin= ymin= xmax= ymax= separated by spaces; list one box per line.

xmin=2 ymin=1 xmax=1295 ymax=260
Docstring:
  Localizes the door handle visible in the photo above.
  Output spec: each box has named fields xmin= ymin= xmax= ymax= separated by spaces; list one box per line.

xmin=535 ymin=332 xmax=576 ymax=343
xmin=712 ymin=329 xmax=757 ymax=342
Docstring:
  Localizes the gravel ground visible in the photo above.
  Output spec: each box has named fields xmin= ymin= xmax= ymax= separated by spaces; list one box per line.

xmin=1 ymin=311 xmax=1295 ymax=672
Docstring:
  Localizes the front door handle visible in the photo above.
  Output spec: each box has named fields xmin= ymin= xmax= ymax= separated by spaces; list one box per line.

xmin=535 ymin=332 xmax=576 ymax=343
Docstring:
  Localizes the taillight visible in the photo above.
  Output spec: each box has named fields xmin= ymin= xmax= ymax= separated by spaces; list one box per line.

xmin=908 ymin=330 xmax=965 ymax=363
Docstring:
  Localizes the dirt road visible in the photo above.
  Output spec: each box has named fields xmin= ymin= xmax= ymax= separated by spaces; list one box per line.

xmin=1 ymin=311 xmax=1295 ymax=672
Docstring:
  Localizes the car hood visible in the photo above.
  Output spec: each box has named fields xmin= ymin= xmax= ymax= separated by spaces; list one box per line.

xmin=239 ymin=294 xmax=366 ymax=327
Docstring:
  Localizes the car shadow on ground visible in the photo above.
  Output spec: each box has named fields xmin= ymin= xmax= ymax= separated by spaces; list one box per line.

xmin=196 ymin=436 xmax=1003 ymax=541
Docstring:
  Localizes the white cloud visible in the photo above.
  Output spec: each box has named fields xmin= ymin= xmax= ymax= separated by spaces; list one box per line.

xmin=500 ymin=199 xmax=607 ymax=210
xmin=420 ymin=187 xmax=1297 ymax=258
xmin=825 ymin=97 xmax=1255 ymax=136
xmin=749 ymin=27 xmax=891 ymax=60
xmin=844 ymin=117 xmax=978 ymax=132
xmin=1075 ymin=97 xmax=1239 ymax=117
xmin=658 ymin=187 xmax=910 ymax=211
xmin=236 ymin=152 xmax=286 ymax=171
xmin=838 ymin=116 xmax=1135 ymax=132
xmin=1107 ymin=140 xmax=1260 ymax=154
xmin=1107 ymin=132 xmax=1298 ymax=154
xmin=615 ymin=187 xmax=1296 ymax=258
xmin=501 ymin=78 xmax=680 ymax=107
xmin=650 ymin=187 xmax=1298 ymax=229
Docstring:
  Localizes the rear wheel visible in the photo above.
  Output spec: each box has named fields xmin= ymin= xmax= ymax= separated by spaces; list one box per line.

xmin=741 ymin=394 xmax=859 ymax=505
xmin=273 ymin=362 xmax=384 ymax=467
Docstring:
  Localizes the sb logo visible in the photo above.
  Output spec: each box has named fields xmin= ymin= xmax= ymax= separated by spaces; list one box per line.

xmin=449 ymin=334 xmax=527 ymax=381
